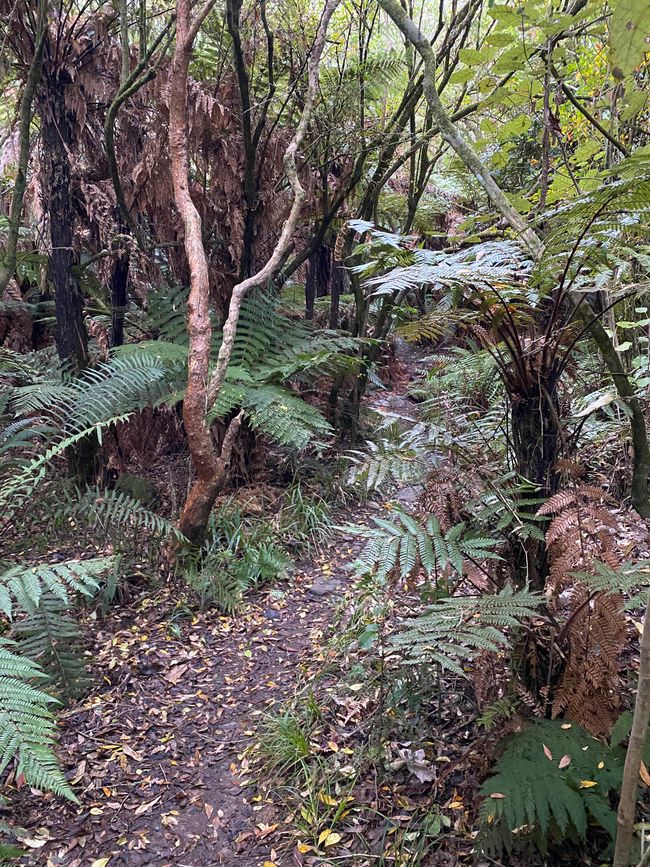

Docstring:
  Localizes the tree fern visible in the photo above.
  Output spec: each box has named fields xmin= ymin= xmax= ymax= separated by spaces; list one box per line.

xmin=390 ymin=586 xmax=542 ymax=676
xmin=0 ymin=640 xmax=75 ymax=800
xmin=479 ymin=719 xmax=626 ymax=855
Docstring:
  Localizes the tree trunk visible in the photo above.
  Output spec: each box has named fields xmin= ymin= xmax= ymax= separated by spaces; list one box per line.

xmin=330 ymin=254 xmax=344 ymax=329
xmin=171 ymin=0 xmax=340 ymax=544
xmin=0 ymin=1 xmax=46 ymax=296
xmin=613 ymin=591 xmax=650 ymax=867
xmin=305 ymin=245 xmax=330 ymax=320
xmin=40 ymin=84 xmax=88 ymax=370
xmin=109 ymin=245 xmax=129 ymax=348
xmin=575 ymin=306 xmax=650 ymax=518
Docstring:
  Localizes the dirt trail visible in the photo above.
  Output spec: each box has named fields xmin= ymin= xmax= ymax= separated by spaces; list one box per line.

xmin=16 ymin=350 xmax=423 ymax=867
xmin=14 ymin=540 xmax=361 ymax=866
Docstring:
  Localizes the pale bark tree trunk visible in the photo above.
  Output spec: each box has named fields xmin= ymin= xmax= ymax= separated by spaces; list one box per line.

xmin=613 ymin=592 xmax=650 ymax=867
xmin=0 ymin=1 xmax=46 ymax=296
xmin=170 ymin=0 xmax=340 ymax=544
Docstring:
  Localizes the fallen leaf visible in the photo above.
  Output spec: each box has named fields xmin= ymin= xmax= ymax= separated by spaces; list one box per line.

xmin=579 ymin=780 xmax=598 ymax=788
xmin=122 ymin=744 xmax=143 ymax=762
xmin=164 ymin=663 xmax=189 ymax=685
xmin=543 ymin=744 xmax=553 ymax=761
xmin=318 ymin=830 xmax=342 ymax=847
xmin=489 ymin=793 xmax=506 ymax=799
xmin=640 ymin=761 xmax=650 ymax=786
xmin=297 ymin=841 xmax=313 ymax=853
xmin=90 ymin=860 xmax=111 ymax=867
xmin=558 ymin=755 xmax=571 ymax=769
xmin=134 ymin=796 xmax=161 ymax=816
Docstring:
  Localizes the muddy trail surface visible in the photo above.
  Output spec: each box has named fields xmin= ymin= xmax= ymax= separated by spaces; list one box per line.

xmin=14 ymin=351 xmax=426 ymax=867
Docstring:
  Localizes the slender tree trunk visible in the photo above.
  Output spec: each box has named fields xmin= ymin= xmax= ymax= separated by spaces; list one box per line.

xmin=0 ymin=1 xmax=46 ymax=296
xmin=330 ymin=254 xmax=344 ymax=329
xmin=109 ymin=244 xmax=129 ymax=348
xmin=613 ymin=592 xmax=650 ymax=867
xmin=171 ymin=0 xmax=339 ymax=544
xmin=40 ymin=82 xmax=88 ymax=369
xmin=576 ymin=307 xmax=650 ymax=518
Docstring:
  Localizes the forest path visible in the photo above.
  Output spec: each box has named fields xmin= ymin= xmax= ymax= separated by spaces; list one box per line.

xmin=27 ymin=544 xmax=357 ymax=866
xmin=19 ymin=348 xmax=425 ymax=867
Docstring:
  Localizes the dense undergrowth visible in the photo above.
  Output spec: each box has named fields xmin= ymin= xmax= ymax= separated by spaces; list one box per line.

xmin=2 ymin=0 xmax=650 ymax=863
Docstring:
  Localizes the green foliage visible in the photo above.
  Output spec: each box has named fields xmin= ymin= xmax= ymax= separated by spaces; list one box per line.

xmin=67 ymin=486 xmax=187 ymax=547
xmin=259 ymin=711 xmax=313 ymax=775
xmin=361 ymin=238 xmax=530 ymax=300
xmin=479 ymin=719 xmax=626 ymax=856
xmin=609 ymin=0 xmax=650 ymax=77
xmin=390 ymin=586 xmax=541 ymax=676
xmin=346 ymin=420 xmax=435 ymax=494
xmin=12 ymin=594 xmax=88 ymax=700
xmin=0 ymin=640 xmax=75 ymax=801
xmin=182 ymin=506 xmax=290 ymax=613
xmin=352 ymin=509 xmax=501 ymax=584
xmin=278 ymin=483 xmax=333 ymax=552
xmin=571 ymin=559 xmax=650 ymax=609
xmin=0 ymin=557 xmax=110 ymax=620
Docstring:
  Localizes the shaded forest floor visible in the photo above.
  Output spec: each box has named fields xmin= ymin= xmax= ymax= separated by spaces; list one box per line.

xmin=13 ymin=539 xmax=366 ymax=866
xmin=10 ymin=346 xmax=647 ymax=867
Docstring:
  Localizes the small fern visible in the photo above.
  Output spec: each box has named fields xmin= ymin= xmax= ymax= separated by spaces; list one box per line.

xmin=346 ymin=421 xmax=434 ymax=493
xmin=479 ymin=719 xmax=625 ymax=856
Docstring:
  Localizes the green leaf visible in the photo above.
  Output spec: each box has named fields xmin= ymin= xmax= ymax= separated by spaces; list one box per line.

xmin=610 ymin=0 xmax=650 ymax=77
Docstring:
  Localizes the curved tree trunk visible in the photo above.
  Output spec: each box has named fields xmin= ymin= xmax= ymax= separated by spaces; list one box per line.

xmin=171 ymin=0 xmax=340 ymax=545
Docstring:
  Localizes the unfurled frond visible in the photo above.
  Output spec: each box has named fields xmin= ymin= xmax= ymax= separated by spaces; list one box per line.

xmin=347 ymin=422 xmax=435 ymax=493
xmin=363 ymin=241 xmax=531 ymax=299
xmin=12 ymin=595 xmax=88 ymax=700
xmin=244 ymin=385 xmax=331 ymax=449
xmin=351 ymin=509 xmax=501 ymax=584
xmin=0 ymin=640 xmax=75 ymax=800
xmin=390 ymin=587 xmax=542 ymax=676
xmin=70 ymin=487 xmax=187 ymax=545
xmin=0 ymin=558 xmax=110 ymax=620
xmin=479 ymin=719 xmax=624 ymax=855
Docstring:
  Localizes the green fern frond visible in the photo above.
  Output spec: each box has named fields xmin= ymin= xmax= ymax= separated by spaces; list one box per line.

xmin=0 ymin=640 xmax=76 ymax=801
xmin=351 ymin=510 xmax=501 ymax=584
xmin=12 ymin=595 xmax=88 ymax=700
xmin=479 ymin=719 xmax=625 ymax=855
xmin=243 ymin=385 xmax=331 ymax=449
xmin=390 ymin=586 xmax=542 ymax=675
xmin=0 ymin=558 xmax=110 ymax=620
xmin=70 ymin=487 xmax=187 ymax=546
